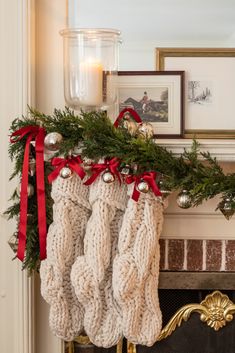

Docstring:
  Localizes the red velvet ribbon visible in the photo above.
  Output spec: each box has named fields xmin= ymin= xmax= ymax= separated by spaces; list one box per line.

xmin=10 ymin=125 xmax=47 ymax=261
xmin=48 ymin=156 xmax=85 ymax=183
xmin=126 ymin=171 xmax=162 ymax=202
xmin=84 ymin=157 xmax=121 ymax=185
xmin=113 ymin=108 xmax=142 ymax=127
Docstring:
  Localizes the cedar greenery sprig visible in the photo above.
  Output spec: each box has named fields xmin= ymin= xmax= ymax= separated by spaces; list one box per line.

xmin=5 ymin=108 xmax=235 ymax=272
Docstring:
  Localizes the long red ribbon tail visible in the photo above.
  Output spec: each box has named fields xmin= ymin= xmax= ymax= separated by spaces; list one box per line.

xmin=35 ymin=128 xmax=47 ymax=260
xmin=17 ymin=133 xmax=35 ymax=261
xmin=113 ymin=107 xmax=142 ymax=127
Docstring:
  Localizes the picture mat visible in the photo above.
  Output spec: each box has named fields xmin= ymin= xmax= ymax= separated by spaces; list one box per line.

xmin=116 ymin=75 xmax=182 ymax=135
xmin=164 ymin=57 xmax=235 ymax=130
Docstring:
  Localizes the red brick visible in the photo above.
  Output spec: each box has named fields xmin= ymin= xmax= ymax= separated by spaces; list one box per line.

xmin=168 ymin=239 xmax=184 ymax=270
xmin=206 ymin=240 xmax=222 ymax=271
xmin=225 ymin=240 xmax=235 ymax=271
xmin=159 ymin=239 xmax=165 ymax=270
xmin=187 ymin=240 xmax=203 ymax=271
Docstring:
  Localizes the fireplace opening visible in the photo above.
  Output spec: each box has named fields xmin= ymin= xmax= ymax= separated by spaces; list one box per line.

xmin=67 ymin=272 xmax=235 ymax=353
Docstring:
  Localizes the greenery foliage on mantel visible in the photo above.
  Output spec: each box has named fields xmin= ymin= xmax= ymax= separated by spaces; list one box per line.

xmin=5 ymin=108 xmax=235 ymax=271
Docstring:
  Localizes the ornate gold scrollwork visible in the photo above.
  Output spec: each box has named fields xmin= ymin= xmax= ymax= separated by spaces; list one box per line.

xmin=158 ymin=290 xmax=235 ymax=341
xmin=71 ymin=291 xmax=235 ymax=353
xmin=127 ymin=291 xmax=235 ymax=353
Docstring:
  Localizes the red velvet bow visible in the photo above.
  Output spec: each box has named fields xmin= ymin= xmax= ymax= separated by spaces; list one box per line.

xmin=84 ymin=157 xmax=121 ymax=185
xmin=10 ymin=125 xmax=47 ymax=261
xmin=48 ymin=156 xmax=85 ymax=183
xmin=126 ymin=171 xmax=162 ymax=202
xmin=113 ymin=108 xmax=142 ymax=127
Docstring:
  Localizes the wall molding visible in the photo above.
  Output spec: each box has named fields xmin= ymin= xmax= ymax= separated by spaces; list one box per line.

xmin=157 ymin=139 xmax=235 ymax=161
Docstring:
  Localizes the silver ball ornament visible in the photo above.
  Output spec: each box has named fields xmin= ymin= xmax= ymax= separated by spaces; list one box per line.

xmin=218 ymin=197 xmax=235 ymax=220
xmin=137 ymin=122 xmax=154 ymax=139
xmin=102 ymin=171 xmax=115 ymax=183
xmin=44 ymin=132 xmax=63 ymax=151
xmin=60 ymin=167 xmax=73 ymax=179
xmin=82 ymin=157 xmax=94 ymax=170
xmin=120 ymin=165 xmax=131 ymax=176
xmin=137 ymin=180 xmax=149 ymax=193
xmin=176 ymin=190 xmax=192 ymax=209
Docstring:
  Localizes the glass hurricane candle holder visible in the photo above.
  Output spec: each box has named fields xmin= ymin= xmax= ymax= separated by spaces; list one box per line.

xmin=60 ymin=28 xmax=121 ymax=111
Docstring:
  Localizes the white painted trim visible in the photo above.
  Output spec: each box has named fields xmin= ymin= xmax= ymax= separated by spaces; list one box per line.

xmin=17 ymin=1 xmax=35 ymax=353
xmin=156 ymin=139 xmax=235 ymax=161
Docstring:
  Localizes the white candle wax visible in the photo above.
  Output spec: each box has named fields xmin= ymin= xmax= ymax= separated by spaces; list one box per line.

xmin=79 ymin=62 xmax=103 ymax=107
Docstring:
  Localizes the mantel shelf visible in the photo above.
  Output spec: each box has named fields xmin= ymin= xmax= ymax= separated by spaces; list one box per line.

xmin=156 ymin=139 xmax=235 ymax=161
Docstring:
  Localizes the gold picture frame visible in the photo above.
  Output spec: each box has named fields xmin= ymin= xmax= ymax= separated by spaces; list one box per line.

xmin=156 ymin=48 xmax=235 ymax=138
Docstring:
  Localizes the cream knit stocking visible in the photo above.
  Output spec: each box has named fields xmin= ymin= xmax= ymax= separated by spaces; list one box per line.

xmin=113 ymin=187 xmax=166 ymax=346
xmin=71 ymin=176 xmax=127 ymax=347
xmin=40 ymin=174 xmax=90 ymax=341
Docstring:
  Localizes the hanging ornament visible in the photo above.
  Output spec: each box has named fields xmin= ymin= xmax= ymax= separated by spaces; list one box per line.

xmin=60 ymin=166 xmax=73 ymax=179
xmin=158 ymin=180 xmax=171 ymax=198
xmin=29 ymin=157 xmax=36 ymax=176
xmin=17 ymin=183 xmax=34 ymax=198
xmin=218 ymin=196 xmax=235 ymax=220
xmin=137 ymin=180 xmax=149 ymax=194
xmin=137 ymin=122 xmax=154 ymax=139
xmin=8 ymin=232 xmax=18 ymax=253
xmin=176 ymin=190 xmax=192 ymax=209
xmin=123 ymin=119 xmax=138 ymax=136
xmin=82 ymin=157 xmax=94 ymax=171
xmin=102 ymin=170 xmax=115 ymax=183
xmin=120 ymin=165 xmax=131 ymax=176
xmin=44 ymin=132 xmax=63 ymax=151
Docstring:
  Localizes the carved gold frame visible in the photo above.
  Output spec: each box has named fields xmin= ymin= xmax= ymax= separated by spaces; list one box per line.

xmin=66 ymin=291 xmax=235 ymax=353
xmin=156 ymin=48 xmax=235 ymax=138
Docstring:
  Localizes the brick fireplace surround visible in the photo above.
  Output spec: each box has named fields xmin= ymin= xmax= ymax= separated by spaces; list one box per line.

xmin=159 ymin=239 xmax=235 ymax=272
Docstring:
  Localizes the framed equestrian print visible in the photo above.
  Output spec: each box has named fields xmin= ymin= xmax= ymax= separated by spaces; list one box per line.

xmin=116 ymin=71 xmax=184 ymax=138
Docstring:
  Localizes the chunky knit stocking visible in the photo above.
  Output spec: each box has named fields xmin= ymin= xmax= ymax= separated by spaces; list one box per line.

xmin=40 ymin=174 xmax=90 ymax=341
xmin=71 ymin=176 xmax=127 ymax=347
xmin=113 ymin=187 xmax=166 ymax=346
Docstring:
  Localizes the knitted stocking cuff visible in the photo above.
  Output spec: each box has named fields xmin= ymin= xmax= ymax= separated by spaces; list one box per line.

xmin=71 ymin=177 xmax=127 ymax=347
xmin=113 ymin=186 xmax=165 ymax=346
xmin=40 ymin=175 xmax=90 ymax=341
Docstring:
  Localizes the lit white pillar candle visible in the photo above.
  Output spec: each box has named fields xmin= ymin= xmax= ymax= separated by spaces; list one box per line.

xmin=79 ymin=61 xmax=103 ymax=107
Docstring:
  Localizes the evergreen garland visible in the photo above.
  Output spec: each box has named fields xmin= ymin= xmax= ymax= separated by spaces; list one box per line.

xmin=5 ymin=108 xmax=235 ymax=272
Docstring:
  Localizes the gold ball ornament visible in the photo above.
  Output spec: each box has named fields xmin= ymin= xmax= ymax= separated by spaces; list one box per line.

xmin=44 ymin=132 xmax=63 ymax=151
xmin=176 ymin=190 xmax=192 ymax=209
xmin=137 ymin=122 xmax=154 ymax=139
xmin=60 ymin=167 xmax=73 ymax=179
xmin=123 ymin=119 xmax=138 ymax=136
xmin=102 ymin=171 xmax=115 ymax=183
xmin=137 ymin=180 xmax=149 ymax=193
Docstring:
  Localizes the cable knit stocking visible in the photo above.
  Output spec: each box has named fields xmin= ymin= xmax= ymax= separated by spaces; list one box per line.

xmin=40 ymin=174 xmax=90 ymax=341
xmin=113 ymin=187 xmax=166 ymax=346
xmin=71 ymin=176 xmax=127 ymax=347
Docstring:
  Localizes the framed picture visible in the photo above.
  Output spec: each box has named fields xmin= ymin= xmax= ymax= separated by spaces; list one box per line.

xmin=114 ymin=71 xmax=184 ymax=138
xmin=156 ymin=48 xmax=235 ymax=138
